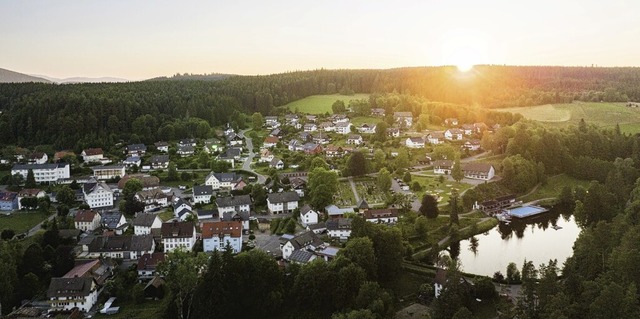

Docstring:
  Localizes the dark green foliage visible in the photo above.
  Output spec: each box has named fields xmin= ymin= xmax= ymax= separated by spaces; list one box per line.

xmin=25 ymin=169 xmax=36 ymax=188
xmin=345 ymin=151 xmax=367 ymax=177
xmin=55 ymin=185 xmax=76 ymax=207
xmin=419 ymin=194 xmax=439 ymax=218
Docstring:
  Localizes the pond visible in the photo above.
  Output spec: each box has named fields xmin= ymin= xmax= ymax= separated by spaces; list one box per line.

xmin=449 ymin=206 xmax=581 ymax=277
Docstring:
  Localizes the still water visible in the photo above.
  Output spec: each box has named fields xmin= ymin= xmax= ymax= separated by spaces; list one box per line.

xmin=450 ymin=207 xmax=581 ymax=277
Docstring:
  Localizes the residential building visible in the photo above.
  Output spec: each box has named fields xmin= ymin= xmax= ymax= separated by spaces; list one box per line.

xmin=302 ymin=143 xmax=323 ymax=155
xmin=270 ymin=157 xmax=284 ymax=169
xmin=357 ymin=123 xmax=376 ymax=134
xmin=406 ymin=137 xmax=425 ymax=148
xmin=123 ymin=156 xmax=141 ymax=168
xmin=371 ymin=108 xmax=385 ymax=116
xmin=386 ymin=128 xmax=400 ymax=137
xmin=134 ymin=188 xmax=168 ymax=212
xmin=74 ymin=209 xmax=102 ymax=232
xmin=226 ymin=133 xmax=244 ymax=146
xmin=263 ymin=136 xmax=280 ymax=148
xmin=334 ymin=122 xmax=352 ymax=134
xmin=79 ymin=235 xmax=155 ymax=259
xmin=133 ymin=213 xmax=162 ymax=235
xmin=462 ymin=163 xmax=496 ymax=180
xmin=101 ymin=211 xmax=127 ymax=232
xmin=178 ymin=138 xmax=196 ymax=147
xmin=445 ymin=128 xmax=464 ymax=141
xmin=312 ymin=132 xmax=330 ymax=144
xmin=83 ymin=181 xmax=114 ymax=208
xmin=216 ymin=194 xmax=252 ymax=215
xmin=346 ymin=134 xmax=363 ymax=145
xmin=330 ymin=114 xmax=349 ymax=124
xmin=63 ymin=259 xmax=114 ymax=286
xmin=279 ymin=230 xmax=324 ymax=261
xmin=205 ymin=172 xmax=243 ymax=190
xmin=319 ymin=121 xmax=335 ymax=132
xmin=118 ymin=174 xmax=160 ymax=190
xmin=12 ymin=163 xmax=70 ymax=183
xmin=259 ymin=149 xmax=274 ymax=163
xmin=221 ymin=210 xmax=251 ymax=231
xmin=303 ymin=123 xmax=317 ymax=132
xmin=137 ymin=253 xmax=166 ymax=280
xmin=91 ymin=165 xmax=126 ymax=180
xmin=126 ymin=144 xmax=147 ymax=156
xmin=173 ymin=198 xmax=193 ymax=221
xmin=426 ymin=131 xmax=445 ymax=144
xmin=177 ymin=145 xmax=195 ymax=157
xmin=161 ymin=221 xmax=197 ymax=252
xmin=0 ymin=191 xmax=19 ymax=211
xmin=299 ymin=204 xmax=319 ymax=227
xmin=267 ymin=191 xmax=300 ymax=214
xmin=461 ymin=124 xmax=475 ymax=135
xmin=28 ymin=152 xmax=48 ymax=164
xmin=325 ymin=205 xmax=354 ymax=219
xmin=47 ymin=277 xmax=98 ymax=313
xmin=81 ymin=148 xmax=104 ymax=162
xmin=326 ymin=218 xmax=353 ymax=240
xmin=193 ymin=185 xmax=213 ymax=204
xmin=154 ymin=142 xmax=169 ymax=153
xmin=433 ymin=160 xmax=453 ymax=175
xmin=462 ymin=140 xmax=482 ymax=151
xmin=202 ymin=221 xmax=243 ymax=253
xmin=394 ymin=112 xmax=413 ymax=126
xmin=265 ymin=116 xmax=280 ymax=128
xmin=306 ymin=222 xmax=327 ymax=234
xmin=363 ymin=208 xmax=399 ymax=224
xmin=150 ymin=155 xmax=170 ymax=169
xmin=17 ymin=188 xmax=46 ymax=210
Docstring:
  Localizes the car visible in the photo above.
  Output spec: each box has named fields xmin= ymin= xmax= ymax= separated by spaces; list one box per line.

xmin=179 ymin=185 xmax=186 ymax=190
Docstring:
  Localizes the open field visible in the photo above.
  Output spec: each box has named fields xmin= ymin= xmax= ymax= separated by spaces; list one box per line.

xmin=94 ymin=299 xmax=164 ymax=319
xmin=519 ymin=174 xmax=591 ymax=202
xmin=411 ymin=175 xmax=473 ymax=205
xmin=498 ymin=102 xmax=640 ymax=133
xmin=284 ymin=93 xmax=370 ymax=114
xmin=0 ymin=212 xmax=49 ymax=233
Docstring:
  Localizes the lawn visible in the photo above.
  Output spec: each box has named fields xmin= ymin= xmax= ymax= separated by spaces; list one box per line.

xmin=498 ymin=102 xmax=640 ymax=133
xmin=0 ymin=211 xmax=49 ymax=233
xmin=158 ymin=210 xmax=174 ymax=222
xmin=411 ymin=175 xmax=473 ymax=206
xmin=350 ymin=116 xmax=380 ymax=126
xmin=94 ymin=299 xmax=165 ymax=319
xmin=284 ymin=94 xmax=370 ymax=114
xmin=519 ymin=174 xmax=591 ymax=202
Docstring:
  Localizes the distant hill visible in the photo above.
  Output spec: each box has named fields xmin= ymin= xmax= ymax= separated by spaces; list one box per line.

xmin=147 ymin=73 xmax=235 ymax=81
xmin=0 ymin=68 xmax=51 ymax=83
xmin=32 ymin=75 xmax=129 ymax=83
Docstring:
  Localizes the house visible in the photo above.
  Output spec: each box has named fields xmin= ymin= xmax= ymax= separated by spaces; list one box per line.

xmin=444 ymin=118 xmax=459 ymax=126
xmin=202 ymin=221 xmax=243 ymax=253
xmin=319 ymin=121 xmax=335 ymax=132
xmin=259 ymin=149 xmax=274 ymax=163
xmin=204 ymin=138 xmax=222 ymax=153
xmin=28 ymin=152 xmax=48 ymax=164
xmin=444 ymin=129 xmax=464 ymax=141
xmin=161 ymin=221 xmax=197 ymax=252
xmin=133 ymin=213 xmax=162 ymax=235
xmin=285 ymin=114 xmax=300 ymax=127
xmin=371 ymin=108 xmax=385 ymax=116
xmin=299 ymin=204 xmax=319 ymax=227
xmin=196 ymin=209 xmax=218 ymax=221
xmin=473 ymin=194 xmax=517 ymax=214
xmin=226 ymin=133 xmax=244 ymax=146
xmin=394 ymin=112 xmax=413 ymax=127
xmin=134 ymin=188 xmax=168 ymax=212
xmin=433 ymin=160 xmax=453 ymax=175
xmin=137 ymin=253 xmax=166 ymax=280
xmin=303 ymin=123 xmax=317 ymax=132
xmin=74 ymin=209 xmax=102 ymax=232
xmin=306 ymin=222 xmax=327 ymax=234
xmin=12 ymin=163 xmax=71 ymax=183
xmin=270 ymin=157 xmax=285 ymax=169
xmin=217 ymin=151 xmax=236 ymax=168
xmin=406 ymin=137 xmax=425 ymax=148
xmin=279 ymin=230 xmax=324 ymax=261
xmin=298 ymin=131 xmax=312 ymax=142
xmin=312 ymin=132 xmax=330 ymax=144
xmin=17 ymin=188 xmax=46 ymax=210
xmin=205 ymin=172 xmax=243 ymax=190
xmin=306 ymin=115 xmax=317 ymax=122
xmin=127 ymin=144 xmax=147 ymax=156
xmin=387 ymin=128 xmax=400 ymax=138
xmin=267 ymin=191 xmax=300 ymax=214
xmin=290 ymin=177 xmax=307 ymax=198
xmin=223 ymin=147 xmax=242 ymax=160
xmin=178 ymin=138 xmax=196 ymax=147
xmin=462 ymin=163 xmax=495 ymax=180
xmin=216 ymin=195 xmax=252 ymax=215
xmin=173 ymin=198 xmax=193 ymax=221
xmin=270 ymin=128 xmax=282 ymax=137
xmin=363 ymin=208 xmax=399 ymax=224
xmin=289 ymin=250 xmax=317 ymax=264
xmin=154 ymin=142 xmax=169 ymax=153
xmin=326 ymin=218 xmax=353 ymax=240
xmin=193 ymin=185 xmax=213 ymax=204
xmin=334 ymin=122 xmax=352 ymax=134
xmin=357 ymin=123 xmax=376 ymax=134
xmin=473 ymin=122 xmax=489 ymax=133
xmin=325 ymin=145 xmax=352 ymax=158
xmin=426 ymin=131 xmax=445 ymax=144
xmin=331 ymin=114 xmax=349 ymax=124
xmin=48 ymin=277 xmax=98 ymax=313
xmin=288 ymin=139 xmax=302 ymax=152
xmin=221 ymin=210 xmax=251 ymax=231
xmin=82 ymin=148 xmax=104 ymax=162
xmin=101 ymin=211 xmax=128 ymax=233
xmin=79 ymin=235 xmax=155 ymax=259
xmin=223 ymin=125 xmax=235 ymax=136
xmin=83 ymin=181 xmax=114 ymax=208
xmin=123 ymin=156 xmax=142 ymax=168
xmin=461 ymin=124 xmax=475 ymax=135
xmin=118 ymin=174 xmax=160 ymax=190
xmin=265 ymin=116 xmax=280 ymax=128
xmin=302 ymin=143 xmax=323 ymax=155
xmin=150 ymin=155 xmax=170 ymax=169
xmin=263 ymin=136 xmax=280 ymax=148
xmin=325 ymin=205 xmax=354 ymax=219
xmin=54 ymin=150 xmax=75 ymax=162
xmin=63 ymin=259 xmax=114 ymax=286
xmin=347 ymin=134 xmax=363 ymax=145
xmin=91 ymin=165 xmax=125 ymax=180
xmin=177 ymin=145 xmax=195 ymax=157
xmin=462 ymin=140 xmax=482 ymax=151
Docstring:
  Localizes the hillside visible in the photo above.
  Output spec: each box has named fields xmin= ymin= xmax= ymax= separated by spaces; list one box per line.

xmin=0 ymin=68 xmax=51 ymax=83
xmin=33 ymin=75 xmax=129 ymax=83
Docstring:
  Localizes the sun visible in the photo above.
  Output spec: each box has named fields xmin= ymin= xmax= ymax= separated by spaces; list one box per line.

xmin=440 ymin=30 xmax=489 ymax=72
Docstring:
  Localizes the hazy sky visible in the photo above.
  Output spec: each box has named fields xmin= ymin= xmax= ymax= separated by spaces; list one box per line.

xmin=2 ymin=0 xmax=639 ymax=80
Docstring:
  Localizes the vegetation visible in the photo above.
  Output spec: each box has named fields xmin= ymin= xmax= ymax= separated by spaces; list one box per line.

xmin=285 ymin=94 xmax=370 ymax=114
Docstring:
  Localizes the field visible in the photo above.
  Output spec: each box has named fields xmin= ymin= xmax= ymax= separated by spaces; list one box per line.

xmin=0 ymin=212 xmax=49 ymax=233
xmin=284 ymin=94 xmax=370 ymax=114
xmin=519 ymin=174 xmax=591 ymax=203
xmin=498 ymin=102 xmax=640 ymax=133
xmin=410 ymin=174 xmax=473 ymax=206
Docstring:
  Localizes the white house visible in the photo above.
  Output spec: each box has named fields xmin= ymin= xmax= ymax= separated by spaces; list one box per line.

xmin=326 ymin=218 xmax=353 ymax=240
xmin=101 ymin=211 xmax=127 ymax=232
xmin=462 ymin=163 xmax=495 ymax=180
xmin=303 ymin=123 xmax=318 ymax=132
xmin=12 ymin=163 xmax=70 ymax=183
xmin=74 ymin=210 xmax=102 ymax=232
xmin=81 ymin=148 xmax=104 ymax=162
xmin=259 ymin=149 xmax=274 ymax=163
xmin=299 ymin=204 xmax=319 ymax=227
xmin=279 ymin=230 xmax=324 ymax=261
xmin=270 ymin=157 xmax=285 ymax=170
xmin=334 ymin=122 xmax=352 ymax=135
xmin=173 ymin=198 xmax=193 ymax=221
xmin=433 ymin=160 xmax=453 ymax=175
xmin=357 ymin=123 xmax=376 ymax=134
xmin=48 ymin=277 xmax=99 ymax=313
xmin=134 ymin=188 xmax=169 ymax=212
xmin=405 ymin=137 xmax=425 ymax=148
xmin=28 ymin=152 xmax=48 ymax=164
xmin=92 ymin=165 xmax=126 ymax=180
xmin=445 ymin=129 xmax=464 ymax=141
xmin=150 ymin=155 xmax=170 ymax=169
xmin=386 ymin=128 xmax=400 ymax=138
xmin=137 ymin=252 xmax=165 ymax=280
xmin=133 ymin=213 xmax=162 ymax=235
xmin=177 ymin=145 xmax=195 ymax=157
xmin=193 ymin=185 xmax=213 ymax=204
xmin=319 ymin=121 xmax=335 ymax=132
xmin=83 ymin=181 xmax=114 ymax=208
xmin=263 ymin=136 xmax=280 ymax=148
xmin=216 ymin=195 xmax=252 ymax=215
xmin=154 ymin=142 xmax=169 ymax=153
xmin=80 ymin=235 xmax=155 ymax=260
xmin=202 ymin=221 xmax=243 ymax=254
xmin=394 ymin=112 xmax=413 ymax=127
xmin=265 ymin=116 xmax=280 ymax=128
xmin=126 ymin=144 xmax=147 ymax=156
xmin=161 ymin=221 xmax=197 ymax=253
xmin=331 ymin=114 xmax=349 ymax=124
xmin=267 ymin=191 xmax=300 ymax=214
xmin=426 ymin=132 xmax=445 ymax=144
xmin=462 ymin=140 xmax=482 ymax=151
xmin=363 ymin=208 xmax=399 ymax=224
xmin=461 ymin=124 xmax=475 ymax=135
xmin=123 ymin=156 xmax=141 ymax=168
xmin=347 ymin=134 xmax=363 ymax=145
xmin=205 ymin=172 xmax=242 ymax=190
xmin=17 ymin=188 xmax=46 ymax=210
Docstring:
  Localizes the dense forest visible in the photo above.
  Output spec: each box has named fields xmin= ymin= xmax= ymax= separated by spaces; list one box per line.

xmin=2 ymin=66 xmax=640 ymax=149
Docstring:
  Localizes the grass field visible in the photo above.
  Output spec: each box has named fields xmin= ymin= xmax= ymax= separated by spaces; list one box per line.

xmin=284 ymin=94 xmax=370 ymax=114
xmin=94 ymin=299 xmax=165 ymax=319
xmin=411 ymin=175 xmax=473 ymax=206
xmin=335 ymin=181 xmax=356 ymax=207
xmin=498 ymin=102 xmax=640 ymax=133
xmin=519 ymin=174 xmax=591 ymax=202
xmin=0 ymin=212 xmax=49 ymax=233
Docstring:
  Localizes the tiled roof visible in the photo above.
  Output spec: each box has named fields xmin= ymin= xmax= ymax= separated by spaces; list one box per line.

xmin=201 ymin=221 xmax=242 ymax=239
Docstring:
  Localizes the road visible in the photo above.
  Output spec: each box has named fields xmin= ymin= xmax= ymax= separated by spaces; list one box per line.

xmin=26 ymin=212 xmax=57 ymax=237
xmin=238 ymin=129 xmax=267 ymax=184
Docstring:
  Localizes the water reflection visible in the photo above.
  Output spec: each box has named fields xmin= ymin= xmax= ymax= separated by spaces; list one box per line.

xmin=451 ymin=206 xmax=581 ymax=277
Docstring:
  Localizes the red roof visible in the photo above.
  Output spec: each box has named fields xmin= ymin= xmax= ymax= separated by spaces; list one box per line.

xmin=18 ymin=188 xmax=43 ymax=197
xmin=363 ymin=208 xmax=399 ymax=219
xmin=83 ymin=148 xmax=103 ymax=156
xmin=201 ymin=221 xmax=242 ymax=239
xmin=137 ymin=253 xmax=166 ymax=271
xmin=63 ymin=260 xmax=100 ymax=279
xmin=264 ymin=136 xmax=280 ymax=144
xmin=75 ymin=210 xmax=98 ymax=223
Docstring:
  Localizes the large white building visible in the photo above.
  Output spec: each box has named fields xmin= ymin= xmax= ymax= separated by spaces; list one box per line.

xmin=134 ymin=188 xmax=169 ymax=212
xmin=92 ymin=165 xmax=126 ymax=180
xmin=11 ymin=163 xmax=70 ymax=183
xmin=205 ymin=172 xmax=242 ymax=190
xmin=161 ymin=221 xmax=197 ymax=253
xmin=83 ymin=181 xmax=114 ymax=208
xmin=267 ymin=191 xmax=300 ymax=214
xmin=215 ymin=195 xmax=252 ymax=215
xmin=74 ymin=210 xmax=102 ymax=232
xmin=132 ymin=213 xmax=162 ymax=235
xmin=299 ymin=204 xmax=319 ymax=227
xmin=202 ymin=221 xmax=243 ymax=254
xmin=48 ymin=277 xmax=98 ymax=313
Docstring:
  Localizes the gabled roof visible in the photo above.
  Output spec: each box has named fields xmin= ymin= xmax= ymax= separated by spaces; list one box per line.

xmin=154 ymin=141 xmax=169 ymax=147
xmin=161 ymin=221 xmax=195 ymax=238
xmin=201 ymin=221 xmax=242 ymax=239
xmin=193 ymin=185 xmax=213 ymax=196
xmin=216 ymin=194 xmax=252 ymax=208
xmin=127 ymin=144 xmax=147 ymax=151
xmin=267 ymin=191 xmax=300 ymax=204
xmin=264 ymin=136 xmax=280 ymax=144
xmin=101 ymin=211 xmax=124 ymax=229
xmin=363 ymin=208 xmax=399 ymax=219
xmin=408 ymin=137 xmax=425 ymax=143
xmin=285 ymin=230 xmax=324 ymax=250
xmin=75 ymin=209 xmax=99 ymax=223
xmin=177 ymin=145 xmax=195 ymax=153
xmin=462 ymin=162 xmax=494 ymax=173
xmin=357 ymin=199 xmax=369 ymax=210
xmin=326 ymin=218 xmax=352 ymax=230
xmin=207 ymin=172 xmax=240 ymax=183
xmin=132 ymin=213 xmax=160 ymax=227
xmin=151 ymin=155 xmax=169 ymax=164
xmin=48 ymin=277 xmax=95 ymax=298
xmin=137 ymin=252 xmax=166 ymax=271
xmin=83 ymin=148 xmax=103 ymax=156
xmin=289 ymin=250 xmax=316 ymax=264
xmin=433 ymin=160 xmax=453 ymax=168
xmin=300 ymin=204 xmax=314 ymax=215
xmin=221 ymin=210 xmax=250 ymax=222
xmin=348 ymin=134 xmax=362 ymax=140
xmin=18 ymin=188 xmax=44 ymax=197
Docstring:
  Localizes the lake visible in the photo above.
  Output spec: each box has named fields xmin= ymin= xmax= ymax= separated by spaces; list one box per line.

xmin=450 ymin=207 xmax=581 ymax=277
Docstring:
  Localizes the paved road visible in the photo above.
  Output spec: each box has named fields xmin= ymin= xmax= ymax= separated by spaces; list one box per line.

xmin=26 ymin=212 xmax=57 ymax=237
xmin=348 ymin=177 xmax=361 ymax=203
xmin=238 ymin=129 xmax=267 ymax=184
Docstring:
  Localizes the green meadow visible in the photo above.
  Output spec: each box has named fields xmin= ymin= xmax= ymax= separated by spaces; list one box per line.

xmin=284 ymin=93 xmax=370 ymax=114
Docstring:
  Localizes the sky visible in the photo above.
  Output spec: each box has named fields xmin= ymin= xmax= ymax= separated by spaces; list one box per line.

xmin=1 ymin=0 xmax=639 ymax=80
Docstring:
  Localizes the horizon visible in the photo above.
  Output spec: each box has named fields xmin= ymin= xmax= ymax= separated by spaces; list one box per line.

xmin=2 ymin=0 xmax=640 ymax=80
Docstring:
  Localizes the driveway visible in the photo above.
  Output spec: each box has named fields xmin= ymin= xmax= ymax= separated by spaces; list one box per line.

xmin=238 ymin=129 xmax=267 ymax=184
xmin=26 ymin=212 xmax=57 ymax=237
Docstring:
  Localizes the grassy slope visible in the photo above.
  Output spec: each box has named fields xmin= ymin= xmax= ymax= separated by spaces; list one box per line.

xmin=498 ymin=102 xmax=640 ymax=133
xmin=0 ymin=212 xmax=49 ymax=233
xmin=519 ymin=173 xmax=591 ymax=202
xmin=284 ymin=94 xmax=370 ymax=114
